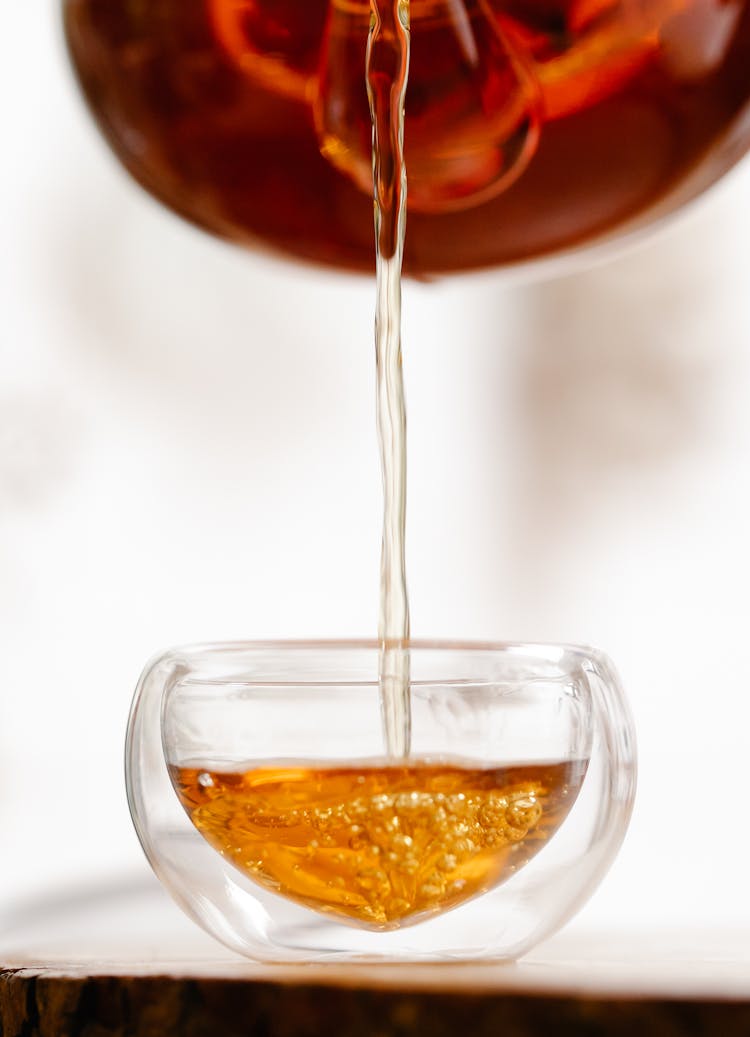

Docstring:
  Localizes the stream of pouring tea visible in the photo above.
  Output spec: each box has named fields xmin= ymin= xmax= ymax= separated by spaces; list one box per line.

xmin=368 ymin=0 xmax=412 ymax=758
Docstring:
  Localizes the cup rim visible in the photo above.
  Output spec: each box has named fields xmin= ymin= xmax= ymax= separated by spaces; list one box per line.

xmin=155 ymin=637 xmax=608 ymax=660
xmin=145 ymin=639 xmax=614 ymax=693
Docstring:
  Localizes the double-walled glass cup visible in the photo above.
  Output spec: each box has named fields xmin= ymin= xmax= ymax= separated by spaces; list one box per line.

xmin=126 ymin=640 xmax=636 ymax=962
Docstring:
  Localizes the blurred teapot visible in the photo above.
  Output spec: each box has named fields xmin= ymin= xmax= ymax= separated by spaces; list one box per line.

xmin=63 ymin=0 xmax=750 ymax=273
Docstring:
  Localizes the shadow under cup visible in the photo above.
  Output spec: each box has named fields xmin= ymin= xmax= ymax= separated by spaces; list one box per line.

xmin=125 ymin=640 xmax=636 ymax=962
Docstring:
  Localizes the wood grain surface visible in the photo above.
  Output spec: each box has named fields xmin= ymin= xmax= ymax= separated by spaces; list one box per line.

xmin=3 ymin=969 xmax=750 ymax=1037
xmin=2 ymin=877 xmax=749 ymax=1036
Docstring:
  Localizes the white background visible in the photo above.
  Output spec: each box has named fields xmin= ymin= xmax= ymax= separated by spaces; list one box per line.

xmin=2 ymin=4 xmax=750 ymax=943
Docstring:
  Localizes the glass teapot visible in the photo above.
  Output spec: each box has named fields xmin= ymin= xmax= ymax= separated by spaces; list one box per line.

xmin=63 ymin=0 xmax=750 ymax=275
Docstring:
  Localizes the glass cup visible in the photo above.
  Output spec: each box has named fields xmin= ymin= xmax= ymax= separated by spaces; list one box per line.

xmin=126 ymin=640 xmax=636 ymax=962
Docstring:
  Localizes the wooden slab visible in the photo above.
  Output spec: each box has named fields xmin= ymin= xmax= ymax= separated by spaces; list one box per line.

xmin=2 ymin=876 xmax=750 ymax=1036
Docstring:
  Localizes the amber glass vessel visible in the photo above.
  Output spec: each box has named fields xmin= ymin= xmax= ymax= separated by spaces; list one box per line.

xmin=64 ymin=0 xmax=750 ymax=273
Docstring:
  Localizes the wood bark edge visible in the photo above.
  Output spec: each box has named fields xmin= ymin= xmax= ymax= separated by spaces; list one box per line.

xmin=3 ymin=970 xmax=750 ymax=1037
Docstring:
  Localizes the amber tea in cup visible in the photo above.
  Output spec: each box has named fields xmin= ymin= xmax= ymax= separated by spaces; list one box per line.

xmin=126 ymin=640 xmax=636 ymax=962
